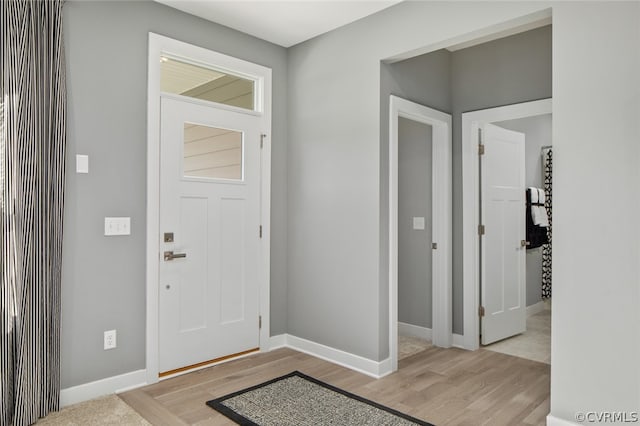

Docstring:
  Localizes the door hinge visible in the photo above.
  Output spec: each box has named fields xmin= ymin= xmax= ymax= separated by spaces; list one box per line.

xmin=478 ymin=144 xmax=485 ymax=155
xmin=259 ymin=315 xmax=262 ymax=329
xmin=479 ymin=306 xmax=485 ymax=317
xmin=260 ymin=133 xmax=266 ymax=149
xmin=478 ymin=224 xmax=485 ymax=235
xmin=259 ymin=225 xmax=263 ymax=238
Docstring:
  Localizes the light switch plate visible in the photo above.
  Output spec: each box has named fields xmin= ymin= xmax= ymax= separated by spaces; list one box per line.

xmin=104 ymin=217 xmax=131 ymax=236
xmin=413 ymin=217 xmax=425 ymax=230
xmin=76 ymin=155 xmax=89 ymax=173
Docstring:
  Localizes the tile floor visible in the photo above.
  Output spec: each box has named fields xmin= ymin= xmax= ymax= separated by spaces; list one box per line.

xmin=398 ymin=334 xmax=432 ymax=360
xmin=397 ymin=301 xmax=551 ymax=365
xmin=483 ymin=302 xmax=551 ymax=364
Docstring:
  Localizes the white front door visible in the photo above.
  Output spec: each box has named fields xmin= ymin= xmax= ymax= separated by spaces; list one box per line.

xmin=159 ymin=96 xmax=261 ymax=373
xmin=480 ymin=123 xmax=526 ymax=345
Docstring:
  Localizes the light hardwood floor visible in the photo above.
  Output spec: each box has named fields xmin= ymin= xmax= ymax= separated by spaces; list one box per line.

xmin=120 ymin=346 xmax=549 ymax=425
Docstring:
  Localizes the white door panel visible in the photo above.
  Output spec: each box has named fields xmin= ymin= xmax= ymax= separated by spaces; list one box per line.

xmin=159 ymin=97 xmax=260 ymax=373
xmin=481 ymin=123 xmax=526 ymax=345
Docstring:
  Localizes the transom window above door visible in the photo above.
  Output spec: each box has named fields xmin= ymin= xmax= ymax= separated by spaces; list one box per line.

xmin=161 ymin=56 xmax=256 ymax=111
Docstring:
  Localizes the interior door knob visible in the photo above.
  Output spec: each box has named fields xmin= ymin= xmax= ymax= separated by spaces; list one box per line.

xmin=164 ymin=251 xmax=187 ymax=261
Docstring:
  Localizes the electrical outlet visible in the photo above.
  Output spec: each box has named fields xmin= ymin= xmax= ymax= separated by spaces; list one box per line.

xmin=104 ymin=329 xmax=117 ymax=350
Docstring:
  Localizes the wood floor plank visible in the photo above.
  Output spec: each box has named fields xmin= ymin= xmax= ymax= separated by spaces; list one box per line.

xmin=118 ymin=389 xmax=189 ymax=426
xmin=146 ymin=349 xmax=298 ymax=398
xmin=522 ymin=396 xmax=551 ymax=425
xmin=120 ymin=346 xmax=550 ymax=425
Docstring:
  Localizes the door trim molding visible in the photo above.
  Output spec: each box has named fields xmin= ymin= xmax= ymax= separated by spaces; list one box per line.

xmin=146 ymin=33 xmax=272 ymax=385
xmin=461 ymin=98 xmax=551 ymax=351
xmin=389 ymin=95 xmax=452 ymax=373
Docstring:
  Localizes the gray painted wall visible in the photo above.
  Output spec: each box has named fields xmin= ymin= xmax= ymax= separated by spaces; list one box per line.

xmin=398 ymin=119 xmax=433 ymax=329
xmin=62 ymin=0 xmax=287 ymax=388
xmin=494 ymin=114 xmax=552 ymax=307
xmin=287 ymin=27 xmax=383 ymax=361
xmin=550 ymin=3 xmax=639 ymax=419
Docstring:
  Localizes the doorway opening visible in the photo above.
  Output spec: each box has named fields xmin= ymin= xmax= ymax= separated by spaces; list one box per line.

xmin=388 ymin=96 xmax=452 ymax=373
xmin=462 ymin=99 xmax=552 ymax=363
xmin=381 ymin=14 xmax=552 ymax=371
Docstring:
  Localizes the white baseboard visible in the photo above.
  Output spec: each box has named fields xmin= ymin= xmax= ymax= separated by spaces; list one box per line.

xmin=60 ymin=369 xmax=147 ymax=407
xmin=398 ymin=322 xmax=432 ymax=340
xmin=396 ymin=323 xmax=464 ymax=350
xmin=270 ymin=334 xmax=390 ymax=379
xmin=269 ymin=334 xmax=287 ymax=350
xmin=452 ymin=333 xmax=465 ymax=349
xmin=546 ymin=414 xmax=578 ymax=426
xmin=269 ymin=332 xmax=466 ymax=378
xmin=376 ymin=357 xmax=393 ymax=378
xmin=527 ymin=300 xmax=548 ymax=317
xmin=62 ymin=331 xmax=465 ymax=407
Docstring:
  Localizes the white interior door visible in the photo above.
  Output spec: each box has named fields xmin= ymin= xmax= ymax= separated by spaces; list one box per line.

xmin=159 ymin=96 xmax=261 ymax=373
xmin=480 ymin=123 xmax=526 ymax=345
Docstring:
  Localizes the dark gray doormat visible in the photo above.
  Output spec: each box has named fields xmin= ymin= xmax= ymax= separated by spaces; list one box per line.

xmin=206 ymin=371 xmax=434 ymax=426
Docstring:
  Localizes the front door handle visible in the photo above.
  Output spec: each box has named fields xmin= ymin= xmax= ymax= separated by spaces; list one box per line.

xmin=164 ymin=251 xmax=187 ymax=261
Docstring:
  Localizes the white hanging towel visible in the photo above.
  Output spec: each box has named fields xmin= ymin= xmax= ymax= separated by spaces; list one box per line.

xmin=528 ymin=187 xmax=538 ymax=204
xmin=532 ymin=188 xmax=549 ymax=227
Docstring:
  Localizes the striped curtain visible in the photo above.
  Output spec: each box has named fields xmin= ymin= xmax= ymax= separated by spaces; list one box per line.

xmin=1 ymin=1 xmax=67 ymax=425
xmin=541 ymin=148 xmax=552 ymax=299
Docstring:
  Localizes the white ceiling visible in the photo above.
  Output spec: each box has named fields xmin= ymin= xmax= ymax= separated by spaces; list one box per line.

xmin=154 ymin=0 xmax=402 ymax=48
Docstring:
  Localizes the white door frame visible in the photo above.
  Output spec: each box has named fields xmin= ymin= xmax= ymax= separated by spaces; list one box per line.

xmin=146 ymin=33 xmax=272 ymax=384
xmin=461 ymin=98 xmax=551 ymax=350
xmin=389 ymin=95 xmax=452 ymax=372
